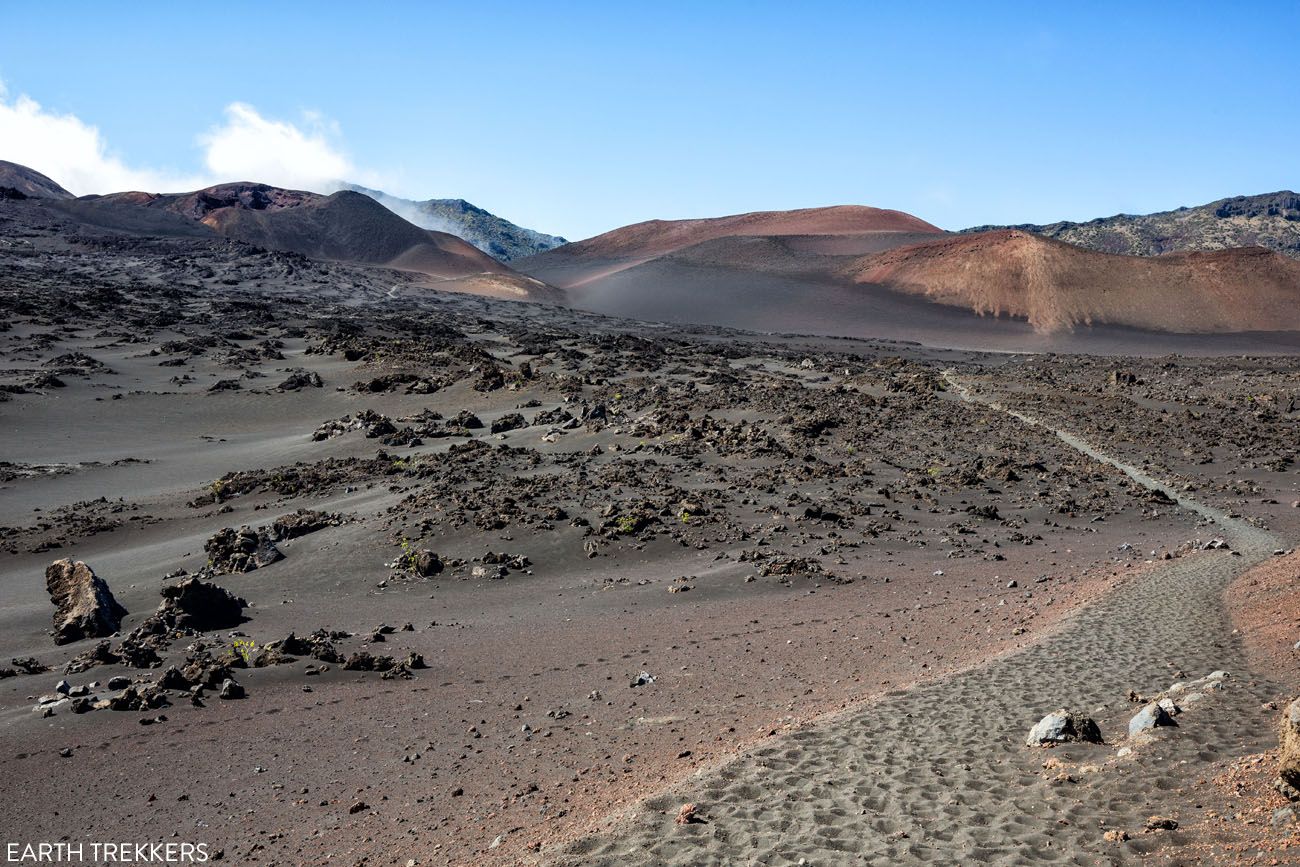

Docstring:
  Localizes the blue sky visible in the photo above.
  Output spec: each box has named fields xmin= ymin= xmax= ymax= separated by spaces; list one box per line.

xmin=3 ymin=2 xmax=1297 ymax=240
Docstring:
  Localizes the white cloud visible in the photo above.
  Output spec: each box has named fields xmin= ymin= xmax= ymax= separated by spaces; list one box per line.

xmin=0 ymin=83 xmax=205 ymax=194
xmin=198 ymin=102 xmax=356 ymax=192
xmin=0 ymin=83 xmax=370 ymax=195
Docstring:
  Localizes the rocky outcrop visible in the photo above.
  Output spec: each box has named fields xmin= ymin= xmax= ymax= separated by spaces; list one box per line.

xmin=265 ymin=630 xmax=345 ymax=664
xmin=45 ymin=559 xmax=128 ymax=645
xmin=964 ymin=190 xmax=1300 ymax=260
xmin=339 ymin=184 xmax=568 ymax=263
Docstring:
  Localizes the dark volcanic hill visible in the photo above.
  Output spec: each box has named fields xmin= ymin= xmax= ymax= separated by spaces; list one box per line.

xmin=88 ymin=183 xmax=509 ymax=279
xmin=341 ymin=184 xmax=566 ymax=262
xmin=0 ymin=163 xmax=559 ymax=301
xmin=965 ymin=191 xmax=1300 ymax=259
xmin=0 ymin=160 xmax=74 ymax=199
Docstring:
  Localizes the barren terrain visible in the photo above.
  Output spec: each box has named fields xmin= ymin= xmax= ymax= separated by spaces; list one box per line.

xmin=2 ymin=184 xmax=1299 ymax=866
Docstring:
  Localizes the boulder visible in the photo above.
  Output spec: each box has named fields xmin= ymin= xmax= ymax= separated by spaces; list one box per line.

xmin=45 ymin=559 xmax=128 ymax=645
xmin=411 ymin=550 xmax=443 ymax=577
xmin=1026 ymin=709 xmax=1104 ymax=746
xmin=156 ymin=577 xmax=247 ymax=631
xmin=276 ymin=369 xmax=322 ymax=391
xmin=473 ymin=366 xmax=505 ymax=392
xmin=344 ymin=651 xmax=396 ymax=672
xmin=449 ymin=410 xmax=483 ymax=430
xmin=1129 ymin=701 xmax=1177 ymax=738
xmin=269 ymin=509 xmax=338 ymax=541
xmin=490 ymin=413 xmax=527 ymax=434
xmin=205 ymin=526 xmax=283 ymax=574
xmin=9 ymin=656 xmax=49 ymax=675
xmin=1277 ymin=697 xmax=1300 ymax=799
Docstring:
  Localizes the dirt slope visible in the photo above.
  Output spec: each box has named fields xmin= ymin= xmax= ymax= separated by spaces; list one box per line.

xmin=844 ymin=230 xmax=1300 ymax=333
xmin=561 ymin=205 xmax=941 ymax=257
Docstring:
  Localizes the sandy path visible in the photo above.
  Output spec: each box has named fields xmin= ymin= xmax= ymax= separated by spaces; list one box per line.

xmin=542 ymin=374 xmax=1285 ymax=865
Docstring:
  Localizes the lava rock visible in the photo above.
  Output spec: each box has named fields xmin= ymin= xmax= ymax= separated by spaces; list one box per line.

xmin=45 ymin=559 xmax=128 ymax=645
xmin=1026 ymin=709 xmax=1104 ymax=746
xmin=64 ymin=641 xmax=121 ymax=674
xmin=277 ymin=369 xmax=323 ymax=391
xmin=157 ymin=665 xmax=190 ymax=690
xmin=218 ymin=679 xmax=245 ymax=700
xmin=411 ymin=550 xmax=443 ymax=577
xmin=266 ymin=630 xmax=344 ymax=664
xmin=205 ymin=526 xmax=283 ymax=574
xmin=449 ymin=410 xmax=483 ymax=430
xmin=490 ymin=413 xmax=527 ymax=434
xmin=1278 ymin=697 xmax=1300 ymax=799
xmin=156 ymin=577 xmax=248 ymax=631
xmin=1129 ymin=701 xmax=1178 ymax=738
xmin=269 ymin=509 xmax=340 ymax=541
xmin=344 ymin=652 xmax=396 ymax=672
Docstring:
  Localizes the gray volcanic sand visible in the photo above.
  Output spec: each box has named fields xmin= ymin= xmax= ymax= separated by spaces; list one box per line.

xmin=3 ymin=317 xmax=1192 ymax=866
xmin=545 ymin=379 xmax=1290 ymax=865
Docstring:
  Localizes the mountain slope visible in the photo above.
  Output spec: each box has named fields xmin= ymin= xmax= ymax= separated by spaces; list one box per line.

xmin=0 ymin=162 xmax=558 ymax=301
xmin=521 ymin=202 xmax=1300 ymax=344
xmin=536 ymin=205 xmax=940 ymax=262
xmin=342 ymin=184 xmax=566 ymax=262
xmin=80 ymin=183 xmax=524 ymax=282
xmin=516 ymin=205 xmax=944 ymax=289
xmin=843 ymin=230 xmax=1300 ymax=333
xmin=965 ymin=192 xmax=1300 ymax=259
xmin=0 ymin=160 xmax=74 ymax=199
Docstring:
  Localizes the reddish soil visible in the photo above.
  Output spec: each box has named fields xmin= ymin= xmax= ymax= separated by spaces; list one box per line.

xmin=543 ymin=205 xmax=943 ymax=262
xmin=843 ymin=230 xmax=1300 ymax=333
